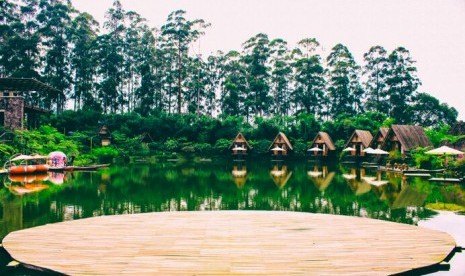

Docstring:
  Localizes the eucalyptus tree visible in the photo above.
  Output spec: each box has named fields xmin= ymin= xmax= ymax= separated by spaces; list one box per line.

xmin=268 ymin=38 xmax=292 ymax=117
xmin=291 ymin=38 xmax=326 ymax=116
xmin=203 ymin=54 xmax=223 ymax=117
xmin=0 ymin=0 xmax=19 ymax=76
xmin=385 ymin=47 xmax=420 ymax=123
xmin=98 ymin=0 xmax=125 ymax=113
xmin=0 ymin=0 xmax=41 ymax=79
xmin=326 ymin=43 xmax=364 ymax=117
xmin=37 ymin=0 xmax=73 ymax=113
xmin=241 ymin=33 xmax=271 ymax=119
xmin=69 ymin=12 xmax=99 ymax=110
xmin=157 ymin=36 xmax=178 ymax=114
xmin=220 ymin=50 xmax=247 ymax=117
xmin=160 ymin=10 xmax=210 ymax=114
xmin=135 ymin=27 xmax=160 ymax=116
xmin=124 ymin=11 xmax=149 ymax=112
xmin=363 ymin=45 xmax=389 ymax=114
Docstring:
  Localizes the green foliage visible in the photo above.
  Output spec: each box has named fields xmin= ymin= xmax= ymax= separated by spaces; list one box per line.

xmin=214 ymin=139 xmax=231 ymax=153
xmin=250 ymin=139 xmax=272 ymax=155
xmin=92 ymin=146 xmax=119 ymax=163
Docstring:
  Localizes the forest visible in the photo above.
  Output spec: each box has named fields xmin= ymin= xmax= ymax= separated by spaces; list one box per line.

xmin=0 ymin=0 xmax=458 ymax=127
xmin=1 ymin=0 xmax=464 ymax=174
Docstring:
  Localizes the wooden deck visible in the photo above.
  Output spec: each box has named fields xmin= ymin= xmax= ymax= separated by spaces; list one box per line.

xmin=2 ymin=211 xmax=456 ymax=275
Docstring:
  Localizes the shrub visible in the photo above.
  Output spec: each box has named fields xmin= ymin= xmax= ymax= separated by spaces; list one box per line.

xmin=93 ymin=146 xmax=119 ymax=163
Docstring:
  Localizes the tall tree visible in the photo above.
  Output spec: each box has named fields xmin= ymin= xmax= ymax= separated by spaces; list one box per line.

xmin=69 ymin=12 xmax=99 ymax=110
xmin=326 ymin=43 xmax=364 ymax=117
xmin=0 ymin=0 xmax=41 ymax=79
xmin=135 ymin=27 xmax=159 ymax=116
xmin=242 ymin=33 xmax=271 ymax=119
xmin=37 ymin=0 xmax=72 ymax=112
xmin=269 ymin=38 xmax=292 ymax=117
xmin=220 ymin=50 xmax=247 ymax=117
xmin=385 ymin=47 xmax=420 ymax=123
xmin=291 ymin=38 xmax=326 ymax=116
xmin=363 ymin=45 xmax=389 ymax=114
xmin=97 ymin=0 xmax=125 ymax=113
xmin=160 ymin=10 xmax=209 ymax=114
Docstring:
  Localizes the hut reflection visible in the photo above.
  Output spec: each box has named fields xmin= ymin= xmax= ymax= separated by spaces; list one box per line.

xmin=231 ymin=163 xmax=248 ymax=189
xmin=343 ymin=167 xmax=372 ymax=196
xmin=270 ymin=163 xmax=293 ymax=189
xmin=307 ymin=166 xmax=335 ymax=192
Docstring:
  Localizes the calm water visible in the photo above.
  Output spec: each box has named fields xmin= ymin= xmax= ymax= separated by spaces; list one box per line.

xmin=1 ymin=158 xmax=464 ymax=275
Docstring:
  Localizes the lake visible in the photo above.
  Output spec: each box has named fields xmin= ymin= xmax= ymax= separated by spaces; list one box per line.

xmin=1 ymin=158 xmax=464 ymax=275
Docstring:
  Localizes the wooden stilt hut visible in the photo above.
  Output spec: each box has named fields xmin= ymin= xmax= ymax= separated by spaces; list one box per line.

xmin=308 ymin=132 xmax=336 ymax=158
xmin=98 ymin=125 xmax=112 ymax=146
xmin=381 ymin=125 xmax=432 ymax=158
xmin=344 ymin=130 xmax=373 ymax=157
xmin=269 ymin=132 xmax=293 ymax=156
xmin=369 ymin=128 xmax=389 ymax=150
xmin=229 ymin=132 xmax=252 ymax=156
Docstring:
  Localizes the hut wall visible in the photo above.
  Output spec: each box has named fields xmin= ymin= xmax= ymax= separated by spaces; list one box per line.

xmin=0 ymin=96 xmax=24 ymax=129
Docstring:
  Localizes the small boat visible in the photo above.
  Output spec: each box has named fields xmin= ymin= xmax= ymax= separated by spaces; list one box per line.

xmin=4 ymin=154 xmax=50 ymax=175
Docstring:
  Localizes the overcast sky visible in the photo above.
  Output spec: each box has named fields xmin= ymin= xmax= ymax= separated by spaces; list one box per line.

xmin=72 ymin=0 xmax=465 ymax=120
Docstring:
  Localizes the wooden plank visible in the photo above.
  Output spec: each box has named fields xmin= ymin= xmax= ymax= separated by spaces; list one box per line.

xmin=2 ymin=211 xmax=456 ymax=275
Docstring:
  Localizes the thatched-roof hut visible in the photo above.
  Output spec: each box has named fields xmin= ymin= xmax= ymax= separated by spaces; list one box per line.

xmin=369 ymin=128 xmax=389 ymax=150
xmin=98 ymin=125 xmax=111 ymax=146
xmin=269 ymin=132 xmax=293 ymax=156
xmin=140 ymin=132 xmax=154 ymax=144
xmin=381 ymin=125 xmax=431 ymax=156
xmin=309 ymin=132 xmax=336 ymax=157
xmin=344 ymin=130 xmax=373 ymax=157
xmin=229 ymin=132 xmax=252 ymax=155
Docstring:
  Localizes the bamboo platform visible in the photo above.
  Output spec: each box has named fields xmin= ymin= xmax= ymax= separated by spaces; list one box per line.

xmin=2 ymin=211 xmax=456 ymax=275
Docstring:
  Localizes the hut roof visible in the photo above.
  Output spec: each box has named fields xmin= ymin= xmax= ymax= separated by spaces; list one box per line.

xmin=140 ymin=132 xmax=154 ymax=143
xmin=311 ymin=132 xmax=336 ymax=151
xmin=384 ymin=125 xmax=432 ymax=151
xmin=98 ymin=125 xmax=110 ymax=136
xmin=229 ymin=132 xmax=252 ymax=149
xmin=268 ymin=132 xmax=293 ymax=151
xmin=344 ymin=130 xmax=373 ymax=148
xmin=0 ymin=78 xmax=60 ymax=94
xmin=369 ymin=128 xmax=389 ymax=148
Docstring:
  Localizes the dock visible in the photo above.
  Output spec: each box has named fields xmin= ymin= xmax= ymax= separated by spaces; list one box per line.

xmin=2 ymin=211 xmax=456 ymax=275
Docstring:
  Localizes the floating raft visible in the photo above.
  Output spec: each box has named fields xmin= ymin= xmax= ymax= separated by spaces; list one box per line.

xmin=428 ymin=177 xmax=464 ymax=183
xmin=2 ymin=211 xmax=456 ymax=275
xmin=48 ymin=164 xmax=109 ymax=172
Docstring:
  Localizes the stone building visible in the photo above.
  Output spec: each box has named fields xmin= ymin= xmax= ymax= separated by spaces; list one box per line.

xmin=0 ymin=78 xmax=59 ymax=129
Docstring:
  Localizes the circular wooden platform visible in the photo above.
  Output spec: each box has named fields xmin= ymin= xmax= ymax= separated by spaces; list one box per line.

xmin=2 ymin=211 xmax=456 ymax=275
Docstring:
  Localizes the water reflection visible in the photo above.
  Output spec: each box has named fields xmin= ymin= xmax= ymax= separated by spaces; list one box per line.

xmin=231 ymin=162 xmax=247 ymax=189
xmin=0 ymin=159 xmax=464 ymax=241
xmin=307 ymin=165 xmax=335 ymax=192
xmin=270 ymin=162 xmax=293 ymax=189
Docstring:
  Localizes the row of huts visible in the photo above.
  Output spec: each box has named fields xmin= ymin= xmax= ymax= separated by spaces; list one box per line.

xmin=230 ymin=125 xmax=432 ymax=158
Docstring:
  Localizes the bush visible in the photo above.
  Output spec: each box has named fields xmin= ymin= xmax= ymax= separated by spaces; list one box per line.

xmin=93 ymin=146 xmax=119 ymax=163
xmin=250 ymin=139 xmax=272 ymax=155
xmin=214 ymin=139 xmax=231 ymax=153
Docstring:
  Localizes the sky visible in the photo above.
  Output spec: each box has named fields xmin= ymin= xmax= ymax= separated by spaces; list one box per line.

xmin=71 ymin=0 xmax=465 ymax=120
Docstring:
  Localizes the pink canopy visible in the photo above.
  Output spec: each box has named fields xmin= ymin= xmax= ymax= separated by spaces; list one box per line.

xmin=48 ymin=151 xmax=67 ymax=167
